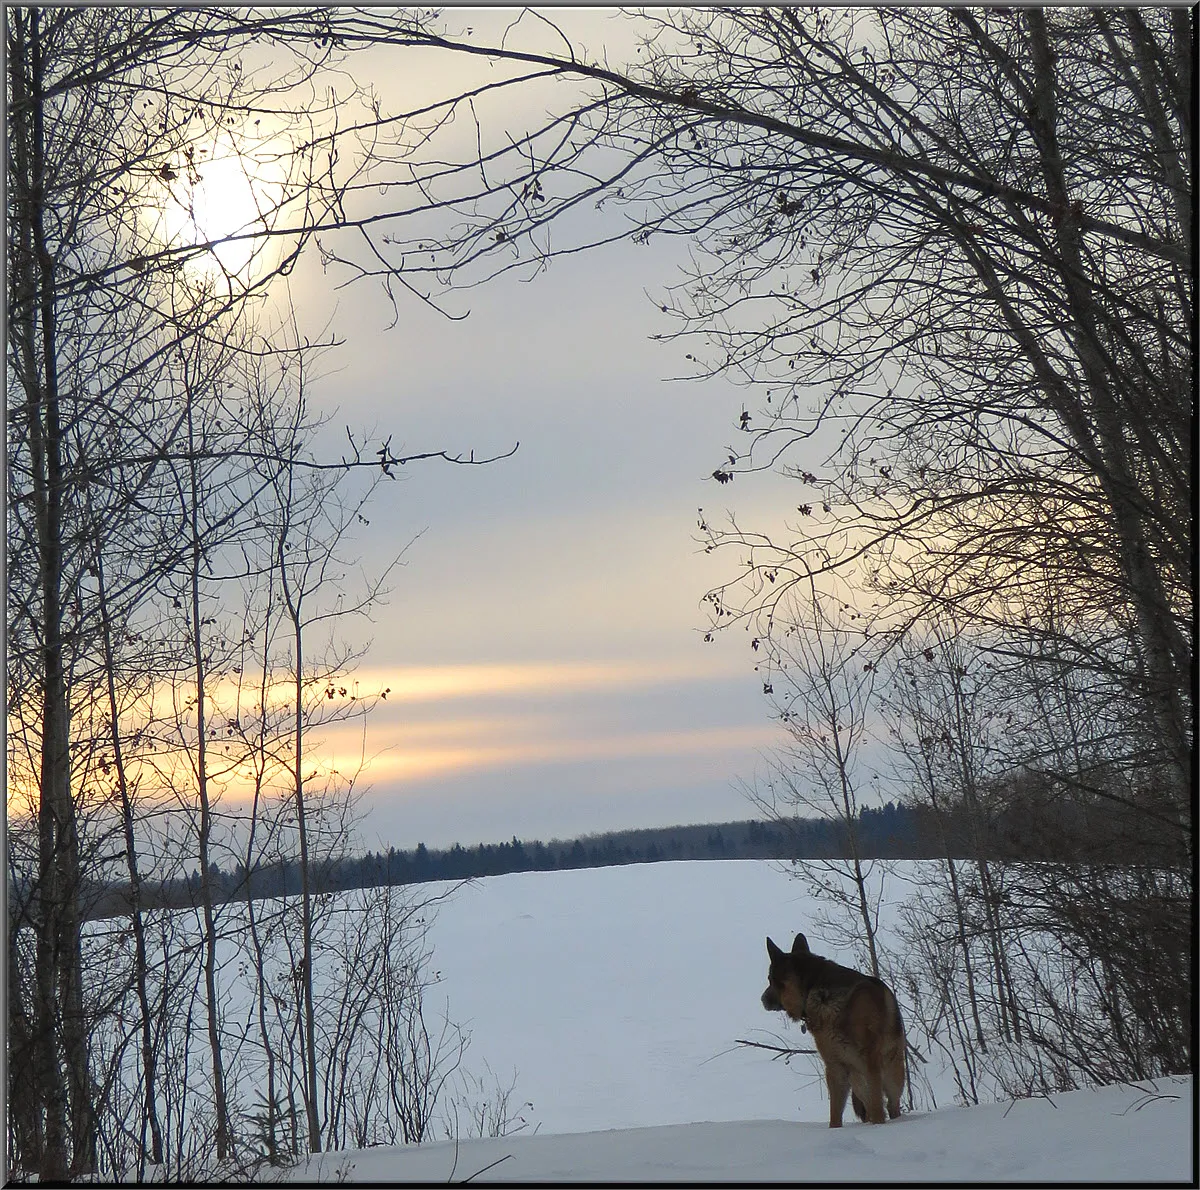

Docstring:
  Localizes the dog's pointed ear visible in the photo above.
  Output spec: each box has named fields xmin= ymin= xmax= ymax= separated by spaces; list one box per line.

xmin=766 ymin=937 xmax=784 ymax=962
xmin=791 ymin=932 xmax=810 ymax=955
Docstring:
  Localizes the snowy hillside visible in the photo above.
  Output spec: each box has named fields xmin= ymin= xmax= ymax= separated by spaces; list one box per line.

xmin=281 ymin=860 xmax=1192 ymax=1182
xmin=287 ymin=1078 xmax=1192 ymax=1182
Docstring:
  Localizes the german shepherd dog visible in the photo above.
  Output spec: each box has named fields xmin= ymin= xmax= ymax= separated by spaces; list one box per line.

xmin=761 ymin=933 xmax=906 ymax=1127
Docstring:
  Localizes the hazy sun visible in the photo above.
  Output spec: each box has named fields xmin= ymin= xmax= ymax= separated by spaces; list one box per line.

xmin=154 ymin=138 xmax=286 ymax=281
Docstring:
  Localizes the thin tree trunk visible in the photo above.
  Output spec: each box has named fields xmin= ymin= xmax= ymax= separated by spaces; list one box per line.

xmin=92 ymin=541 xmax=165 ymax=1171
xmin=185 ymin=383 xmax=231 ymax=1163
xmin=828 ymin=702 xmax=879 ymax=977
xmin=920 ymin=741 xmax=988 ymax=1054
xmin=247 ymin=895 xmax=281 ymax=1162
xmin=946 ymin=667 xmax=1015 ymax=1045
xmin=244 ymin=596 xmax=281 ymax=1164
xmin=286 ymin=588 xmax=321 ymax=1153
xmin=7 ymin=898 xmax=44 ymax=1172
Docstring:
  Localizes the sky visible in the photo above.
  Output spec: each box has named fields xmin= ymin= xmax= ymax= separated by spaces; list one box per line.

xmin=288 ymin=198 xmax=799 ymax=852
xmin=231 ymin=11 xmax=813 ymax=852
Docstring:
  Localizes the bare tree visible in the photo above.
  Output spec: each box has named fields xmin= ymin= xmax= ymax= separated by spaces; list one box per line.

xmin=881 ymin=605 xmax=1192 ymax=1094
xmin=295 ymin=21 xmax=1190 ymax=1054
xmin=6 ymin=8 xmax=522 ymax=1176
xmin=745 ymin=573 xmax=887 ymax=977
xmin=263 ymin=383 xmax=404 ymax=1156
xmin=480 ymin=7 xmax=1192 ymax=1083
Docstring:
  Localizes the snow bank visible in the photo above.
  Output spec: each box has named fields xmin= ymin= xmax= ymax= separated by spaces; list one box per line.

xmin=287 ymin=1077 xmax=1193 ymax=1182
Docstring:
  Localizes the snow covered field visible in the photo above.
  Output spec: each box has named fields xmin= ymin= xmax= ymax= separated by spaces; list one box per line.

xmin=280 ymin=860 xmax=1192 ymax=1182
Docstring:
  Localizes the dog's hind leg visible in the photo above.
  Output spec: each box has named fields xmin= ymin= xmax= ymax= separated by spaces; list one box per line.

xmin=850 ymin=1091 xmax=868 ymax=1122
xmin=864 ymin=1069 xmax=887 ymax=1123
xmin=825 ymin=1064 xmax=851 ymax=1128
xmin=852 ymin=1067 xmax=886 ymax=1124
xmin=883 ymin=1048 xmax=906 ymax=1120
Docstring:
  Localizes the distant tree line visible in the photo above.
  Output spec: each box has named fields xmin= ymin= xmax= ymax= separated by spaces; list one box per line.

xmin=32 ymin=783 xmax=1185 ymax=930
xmin=72 ymin=789 xmax=1179 ymax=922
xmin=69 ymin=806 xmax=914 ymax=918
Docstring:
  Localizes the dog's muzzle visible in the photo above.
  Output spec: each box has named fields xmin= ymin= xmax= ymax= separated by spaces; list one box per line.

xmin=761 ymin=986 xmax=781 ymax=1011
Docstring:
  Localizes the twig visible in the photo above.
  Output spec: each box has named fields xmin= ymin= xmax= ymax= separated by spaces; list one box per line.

xmin=1120 ymin=1091 xmax=1180 ymax=1115
xmin=459 ymin=1152 xmax=513 ymax=1183
xmin=447 ymin=1103 xmax=460 ymax=1183
xmin=735 ymin=1037 xmax=818 ymax=1059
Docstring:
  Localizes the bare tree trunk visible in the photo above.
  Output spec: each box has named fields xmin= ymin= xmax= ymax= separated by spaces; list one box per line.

xmin=184 ymin=381 xmax=231 ymax=1163
xmin=829 ymin=697 xmax=880 ymax=978
xmin=943 ymin=664 xmax=1015 ymax=1047
xmin=247 ymin=895 xmax=281 ymax=1162
xmin=902 ymin=673 xmax=988 ymax=1055
xmin=92 ymin=542 xmax=165 ymax=1172
xmin=242 ymin=620 xmax=281 ymax=1165
xmin=280 ymin=546 xmax=322 ymax=1154
xmin=8 ymin=10 xmax=93 ymax=1177
xmin=7 ymin=895 xmax=43 ymax=1172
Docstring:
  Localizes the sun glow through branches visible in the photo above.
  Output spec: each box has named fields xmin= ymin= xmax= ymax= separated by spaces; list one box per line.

xmin=149 ymin=135 xmax=287 ymax=281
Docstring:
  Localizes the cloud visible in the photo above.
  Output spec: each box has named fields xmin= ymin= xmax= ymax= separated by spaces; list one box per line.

xmin=358 ymin=654 xmax=745 ymax=704
xmin=310 ymin=656 xmax=782 ymax=789
xmin=344 ymin=720 xmax=786 ymax=787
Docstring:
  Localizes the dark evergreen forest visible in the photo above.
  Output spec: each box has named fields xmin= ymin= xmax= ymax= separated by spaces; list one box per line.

xmin=81 ymin=805 xmax=921 ymax=919
xmin=61 ymin=789 xmax=1178 ymax=923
